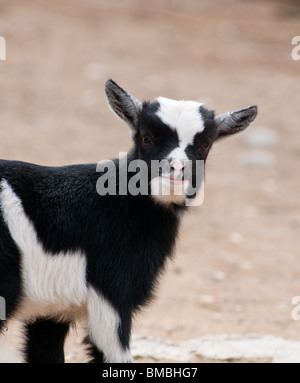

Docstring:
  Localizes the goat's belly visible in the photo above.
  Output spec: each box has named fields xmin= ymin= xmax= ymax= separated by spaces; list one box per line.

xmin=15 ymin=296 xmax=87 ymax=323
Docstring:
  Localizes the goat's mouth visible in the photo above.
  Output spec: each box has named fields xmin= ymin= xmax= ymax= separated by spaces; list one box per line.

xmin=158 ymin=174 xmax=189 ymax=194
xmin=161 ymin=175 xmax=185 ymax=185
xmin=150 ymin=174 xmax=199 ymax=206
xmin=159 ymin=165 xmax=186 ymax=186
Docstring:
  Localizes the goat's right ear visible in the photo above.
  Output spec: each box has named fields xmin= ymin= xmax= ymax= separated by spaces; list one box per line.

xmin=105 ymin=79 xmax=142 ymax=135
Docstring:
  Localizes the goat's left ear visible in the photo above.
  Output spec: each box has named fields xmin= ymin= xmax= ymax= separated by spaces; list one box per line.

xmin=105 ymin=79 xmax=142 ymax=135
xmin=214 ymin=105 xmax=258 ymax=140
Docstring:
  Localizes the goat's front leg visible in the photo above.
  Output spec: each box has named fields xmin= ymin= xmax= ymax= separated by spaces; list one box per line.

xmin=87 ymin=288 xmax=132 ymax=363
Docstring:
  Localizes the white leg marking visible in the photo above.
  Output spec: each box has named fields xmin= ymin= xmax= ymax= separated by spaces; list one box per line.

xmin=87 ymin=287 xmax=131 ymax=363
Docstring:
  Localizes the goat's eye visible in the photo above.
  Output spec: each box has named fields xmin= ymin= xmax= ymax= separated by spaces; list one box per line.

xmin=143 ymin=135 xmax=153 ymax=145
xmin=199 ymin=142 xmax=210 ymax=152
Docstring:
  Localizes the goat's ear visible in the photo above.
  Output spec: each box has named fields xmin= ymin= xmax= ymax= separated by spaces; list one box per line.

xmin=214 ymin=105 xmax=257 ymax=140
xmin=105 ymin=79 xmax=142 ymax=135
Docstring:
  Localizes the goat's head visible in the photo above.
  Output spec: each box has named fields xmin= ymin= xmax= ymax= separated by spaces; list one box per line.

xmin=105 ymin=79 xmax=257 ymax=206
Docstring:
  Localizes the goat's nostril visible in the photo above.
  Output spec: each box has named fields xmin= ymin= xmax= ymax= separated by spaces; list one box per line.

xmin=170 ymin=160 xmax=185 ymax=180
xmin=171 ymin=160 xmax=184 ymax=171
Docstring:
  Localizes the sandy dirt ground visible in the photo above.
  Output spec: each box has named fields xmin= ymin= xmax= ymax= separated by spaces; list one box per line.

xmin=0 ymin=0 xmax=300 ymax=362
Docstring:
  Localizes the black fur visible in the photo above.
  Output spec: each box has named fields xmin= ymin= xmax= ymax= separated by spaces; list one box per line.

xmin=24 ymin=318 xmax=70 ymax=363
xmin=83 ymin=336 xmax=105 ymax=363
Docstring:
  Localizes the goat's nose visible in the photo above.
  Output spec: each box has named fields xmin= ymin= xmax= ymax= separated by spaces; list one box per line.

xmin=170 ymin=160 xmax=185 ymax=179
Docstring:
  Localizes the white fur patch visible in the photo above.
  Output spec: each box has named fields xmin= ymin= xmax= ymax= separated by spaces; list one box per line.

xmin=87 ymin=287 xmax=132 ymax=363
xmin=0 ymin=179 xmax=88 ymax=320
xmin=156 ymin=97 xmax=204 ymax=156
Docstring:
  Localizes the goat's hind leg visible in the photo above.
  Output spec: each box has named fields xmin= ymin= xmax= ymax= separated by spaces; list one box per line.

xmin=23 ymin=317 xmax=70 ymax=363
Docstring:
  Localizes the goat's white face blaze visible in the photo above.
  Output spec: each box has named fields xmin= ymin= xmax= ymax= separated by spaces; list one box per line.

xmin=150 ymin=97 xmax=205 ymax=205
xmin=156 ymin=97 xmax=205 ymax=149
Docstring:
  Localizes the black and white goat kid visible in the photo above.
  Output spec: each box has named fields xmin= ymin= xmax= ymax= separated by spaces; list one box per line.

xmin=0 ymin=80 xmax=257 ymax=363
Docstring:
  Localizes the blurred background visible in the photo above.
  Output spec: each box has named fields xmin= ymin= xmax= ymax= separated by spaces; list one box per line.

xmin=0 ymin=0 xmax=300 ymax=362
